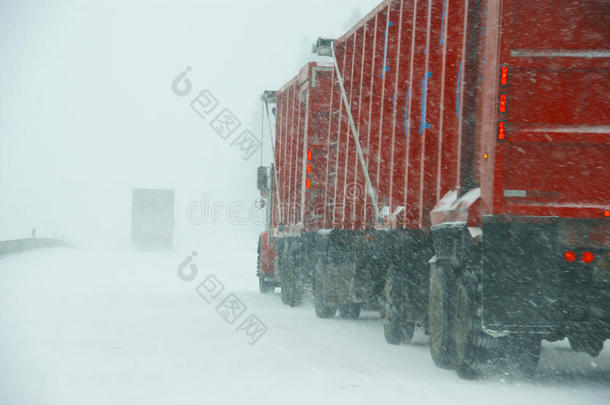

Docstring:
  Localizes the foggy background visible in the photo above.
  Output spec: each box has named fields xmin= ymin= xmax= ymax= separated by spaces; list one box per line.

xmin=0 ymin=0 xmax=380 ymax=249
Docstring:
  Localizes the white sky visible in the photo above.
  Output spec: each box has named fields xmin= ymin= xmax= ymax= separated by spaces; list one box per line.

xmin=0 ymin=0 xmax=381 ymax=246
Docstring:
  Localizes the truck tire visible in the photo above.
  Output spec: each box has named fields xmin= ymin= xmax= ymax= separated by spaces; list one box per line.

xmin=339 ymin=303 xmax=361 ymax=319
xmin=283 ymin=250 xmax=302 ymax=307
xmin=314 ymin=266 xmax=337 ymax=318
xmin=428 ymin=261 xmax=455 ymax=369
xmin=454 ymin=271 xmax=498 ymax=379
xmin=569 ymin=334 xmax=605 ymax=357
xmin=383 ymin=266 xmax=415 ymax=345
xmin=280 ymin=272 xmax=290 ymax=304
xmin=257 ymin=246 xmax=274 ymax=294
xmin=280 ymin=268 xmax=296 ymax=306
xmin=259 ymin=276 xmax=274 ymax=294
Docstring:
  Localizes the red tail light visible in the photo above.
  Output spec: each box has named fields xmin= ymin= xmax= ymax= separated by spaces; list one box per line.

xmin=604 ymin=209 xmax=610 ymax=217
xmin=306 ymin=178 xmax=311 ymax=189
xmin=498 ymin=121 xmax=506 ymax=141
xmin=500 ymin=65 xmax=508 ymax=86
xmin=564 ymin=251 xmax=576 ymax=262
xmin=499 ymin=94 xmax=507 ymax=113
xmin=307 ymin=164 xmax=311 ymax=174
xmin=581 ymin=251 xmax=594 ymax=263
xmin=307 ymin=150 xmax=312 ymax=160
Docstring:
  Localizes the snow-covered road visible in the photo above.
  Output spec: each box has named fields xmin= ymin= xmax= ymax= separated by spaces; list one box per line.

xmin=1 ymin=235 xmax=609 ymax=405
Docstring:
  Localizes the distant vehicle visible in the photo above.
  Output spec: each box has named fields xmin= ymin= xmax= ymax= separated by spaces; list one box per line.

xmin=131 ymin=188 xmax=175 ymax=249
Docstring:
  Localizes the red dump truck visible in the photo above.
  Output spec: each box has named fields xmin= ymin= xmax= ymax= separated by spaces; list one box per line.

xmin=257 ymin=0 xmax=609 ymax=378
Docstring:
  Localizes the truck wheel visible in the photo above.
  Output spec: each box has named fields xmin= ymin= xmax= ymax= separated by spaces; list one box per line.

xmin=504 ymin=335 xmax=541 ymax=377
xmin=454 ymin=272 xmax=497 ymax=379
xmin=339 ymin=303 xmax=361 ymax=319
xmin=569 ymin=334 xmax=605 ymax=357
xmin=284 ymin=251 xmax=302 ymax=307
xmin=280 ymin=270 xmax=295 ymax=306
xmin=280 ymin=273 xmax=289 ymax=304
xmin=314 ymin=268 xmax=337 ymax=318
xmin=383 ymin=266 xmax=415 ymax=345
xmin=259 ymin=276 xmax=274 ymax=294
xmin=257 ymin=247 xmax=274 ymax=294
xmin=280 ymin=262 xmax=293 ymax=305
xmin=428 ymin=261 xmax=455 ymax=369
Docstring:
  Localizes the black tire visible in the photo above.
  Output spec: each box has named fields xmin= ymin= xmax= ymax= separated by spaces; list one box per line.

xmin=383 ymin=266 xmax=415 ymax=345
xmin=257 ymin=245 xmax=274 ymax=294
xmin=454 ymin=271 xmax=498 ymax=380
xmin=428 ymin=261 xmax=455 ymax=369
xmin=280 ymin=269 xmax=295 ymax=306
xmin=279 ymin=249 xmax=291 ymax=304
xmin=569 ymin=334 xmax=605 ymax=357
xmin=339 ymin=303 xmax=361 ymax=319
xmin=280 ymin=272 xmax=289 ymax=304
xmin=314 ymin=265 xmax=337 ymax=318
xmin=283 ymin=250 xmax=302 ymax=307
xmin=259 ymin=276 xmax=274 ymax=294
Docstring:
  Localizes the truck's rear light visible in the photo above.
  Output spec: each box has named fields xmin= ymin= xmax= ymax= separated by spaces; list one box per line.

xmin=306 ymin=178 xmax=311 ymax=189
xmin=307 ymin=150 xmax=312 ymax=160
xmin=498 ymin=121 xmax=506 ymax=141
xmin=604 ymin=209 xmax=610 ymax=217
xmin=307 ymin=164 xmax=311 ymax=174
xmin=500 ymin=65 xmax=508 ymax=86
xmin=564 ymin=251 xmax=576 ymax=262
xmin=581 ymin=251 xmax=595 ymax=263
xmin=499 ymin=94 xmax=507 ymax=113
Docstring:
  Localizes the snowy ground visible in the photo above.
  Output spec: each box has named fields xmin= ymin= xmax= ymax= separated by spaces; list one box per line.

xmin=1 ymin=234 xmax=609 ymax=405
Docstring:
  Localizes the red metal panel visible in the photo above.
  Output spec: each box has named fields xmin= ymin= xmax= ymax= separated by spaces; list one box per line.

xmin=324 ymin=61 xmax=341 ymax=228
xmin=273 ymin=0 xmax=608 ymax=236
xmin=436 ymin=0 xmax=468 ymax=204
xmin=487 ymin=0 xmax=610 ymax=220
xmin=305 ymin=66 xmax=333 ymax=231
xmin=418 ymin=0 xmax=444 ymax=229
xmin=278 ymin=86 xmax=289 ymax=226
xmin=292 ymin=80 xmax=304 ymax=225
xmin=333 ymin=42 xmax=349 ymax=227
xmin=376 ymin=2 xmax=400 ymax=224
xmin=337 ymin=37 xmax=355 ymax=228
xmin=367 ymin=10 xmax=388 ymax=225
xmin=344 ymin=34 xmax=359 ymax=229
xmin=281 ymin=84 xmax=294 ymax=225
xmin=271 ymin=63 xmax=334 ymax=234
xmin=391 ymin=0 xmax=415 ymax=228
xmin=359 ymin=16 xmax=379 ymax=226
xmin=350 ymin=27 xmax=367 ymax=229
xmin=287 ymin=82 xmax=297 ymax=225
xmin=403 ymin=0 xmax=429 ymax=228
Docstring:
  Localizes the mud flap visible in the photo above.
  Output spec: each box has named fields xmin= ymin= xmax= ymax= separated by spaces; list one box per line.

xmin=481 ymin=218 xmax=562 ymax=333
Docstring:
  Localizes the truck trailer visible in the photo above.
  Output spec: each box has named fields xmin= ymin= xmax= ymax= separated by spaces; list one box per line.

xmin=257 ymin=0 xmax=609 ymax=378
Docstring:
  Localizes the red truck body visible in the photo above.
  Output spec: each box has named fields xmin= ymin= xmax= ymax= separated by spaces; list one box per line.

xmin=257 ymin=0 xmax=609 ymax=377
xmin=257 ymin=62 xmax=335 ymax=297
xmin=273 ymin=63 xmax=334 ymax=234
